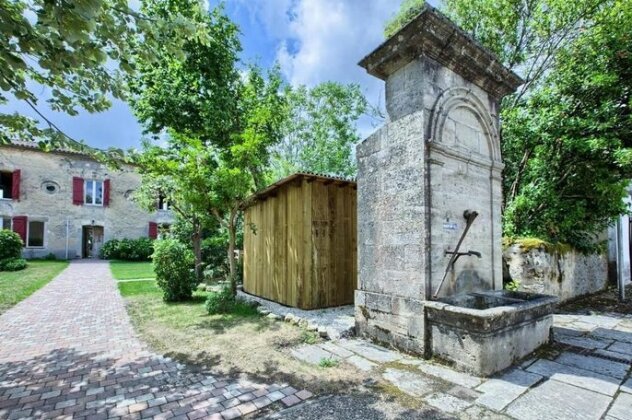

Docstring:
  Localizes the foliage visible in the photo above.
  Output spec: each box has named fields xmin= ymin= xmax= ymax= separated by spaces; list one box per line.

xmin=504 ymin=279 xmax=521 ymax=292
xmin=43 ymin=253 xmax=57 ymax=261
xmin=384 ymin=0 xmax=426 ymax=38
xmin=272 ymin=82 xmax=368 ymax=178
xmin=205 ymin=286 xmax=257 ymax=315
xmin=152 ymin=239 xmax=196 ymax=302
xmin=300 ymin=329 xmax=319 ymax=345
xmin=100 ymin=238 xmax=154 ymax=261
xmin=0 ymin=258 xmax=27 ymax=272
xmin=501 ymin=1 xmax=632 ymax=249
xmin=0 ymin=0 xmax=205 ymax=154
xmin=319 ymin=358 xmax=339 ymax=368
xmin=0 ymin=230 xmax=23 ymax=261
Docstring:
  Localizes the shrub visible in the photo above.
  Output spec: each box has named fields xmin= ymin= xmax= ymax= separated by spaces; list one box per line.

xmin=100 ymin=238 xmax=154 ymax=261
xmin=43 ymin=252 xmax=57 ymax=261
xmin=205 ymin=287 xmax=258 ymax=315
xmin=0 ymin=258 xmax=27 ymax=271
xmin=0 ymin=230 xmax=23 ymax=261
xmin=152 ymin=239 xmax=196 ymax=302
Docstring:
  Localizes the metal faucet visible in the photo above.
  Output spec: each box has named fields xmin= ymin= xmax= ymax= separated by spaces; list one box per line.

xmin=433 ymin=210 xmax=480 ymax=299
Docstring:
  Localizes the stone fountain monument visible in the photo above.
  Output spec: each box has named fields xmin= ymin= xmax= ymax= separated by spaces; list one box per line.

xmin=355 ymin=4 xmax=558 ymax=375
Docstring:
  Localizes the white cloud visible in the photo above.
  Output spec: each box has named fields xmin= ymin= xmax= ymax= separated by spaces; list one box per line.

xmin=236 ymin=0 xmax=402 ymax=137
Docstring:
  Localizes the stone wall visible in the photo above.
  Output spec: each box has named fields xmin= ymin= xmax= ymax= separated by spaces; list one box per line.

xmin=0 ymin=145 xmax=173 ymax=259
xmin=503 ymin=244 xmax=608 ymax=302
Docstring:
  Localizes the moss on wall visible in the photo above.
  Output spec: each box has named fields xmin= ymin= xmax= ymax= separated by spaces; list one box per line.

xmin=503 ymin=236 xmax=574 ymax=255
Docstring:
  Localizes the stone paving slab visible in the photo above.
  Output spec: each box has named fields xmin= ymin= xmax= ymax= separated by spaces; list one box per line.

xmin=554 ymin=352 xmax=629 ymax=380
xmin=505 ymin=379 xmax=612 ymax=420
xmin=290 ymin=345 xmax=340 ymax=365
xmin=424 ymin=392 xmax=471 ymax=414
xmin=414 ymin=362 xmax=483 ymax=388
xmin=475 ymin=368 xmax=543 ymax=411
xmin=526 ymin=359 xmax=621 ymax=396
xmin=0 ymin=261 xmax=310 ymax=419
xmin=622 ymin=378 xmax=632 ymax=394
xmin=608 ymin=392 xmax=632 ymax=420
xmin=336 ymin=340 xmax=403 ymax=363
xmin=382 ymin=368 xmax=439 ymax=397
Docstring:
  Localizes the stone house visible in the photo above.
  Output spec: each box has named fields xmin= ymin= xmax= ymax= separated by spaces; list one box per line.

xmin=0 ymin=142 xmax=173 ymax=259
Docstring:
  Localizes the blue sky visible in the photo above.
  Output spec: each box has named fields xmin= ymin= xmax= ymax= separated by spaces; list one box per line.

xmin=3 ymin=1 xmax=438 ymax=150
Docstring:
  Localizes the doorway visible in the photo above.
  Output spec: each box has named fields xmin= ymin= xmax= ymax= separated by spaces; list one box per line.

xmin=82 ymin=225 xmax=104 ymax=258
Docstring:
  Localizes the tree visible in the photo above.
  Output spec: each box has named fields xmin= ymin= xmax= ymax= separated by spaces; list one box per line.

xmin=130 ymin=1 xmax=288 ymax=295
xmin=502 ymin=1 xmax=632 ymax=248
xmin=272 ymin=82 xmax=368 ymax=178
xmin=0 ymin=0 xmax=203 ymax=153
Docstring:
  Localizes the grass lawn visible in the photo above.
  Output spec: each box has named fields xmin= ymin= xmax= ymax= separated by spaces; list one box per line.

xmin=118 ymin=279 xmax=160 ymax=297
xmin=0 ymin=260 xmax=69 ymax=314
xmin=123 ymin=286 xmax=365 ymax=394
xmin=109 ymin=260 xmax=155 ymax=280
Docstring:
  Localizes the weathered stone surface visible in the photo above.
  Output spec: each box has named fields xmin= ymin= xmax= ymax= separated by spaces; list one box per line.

xmin=424 ymin=392 xmax=471 ymax=414
xmin=526 ymin=359 xmax=620 ymax=396
xmin=594 ymin=349 xmax=632 ymax=363
xmin=622 ymin=378 xmax=632 ymax=394
xmin=475 ymin=369 xmax=542 ymax=411
xmin=609 ymin=341 xmax=632 ymax=355
xmin=462 ymin=405 xmax=512 ymax=420
xmin=503 ymin=244 xmax=607 ymax=303
xmin=290 ymin=345 xmax=339 ymax=366
xmin=607 ymin=392 xmax=632 ymax=420
xmin=592 ymin=327 xmax=632 ymax=344
xmin=555 ymin=334 xmax=612 ymax=350
xmin=554 ymin=353 xmax=629 ymax=380
xmin=382 ymin=368 xmax=439 ymax=397
xmin=318 ymin=342 xmax=354 ymax=359
xmin=337 ymin=340 xmax=403 ymax=363
xmin=416 ymin=362 xmax=482 ymax=388
xmin=506 ymin=379 xmax=612 ymax=420
xmin=346 ymin=355 xmax=377 ymax=372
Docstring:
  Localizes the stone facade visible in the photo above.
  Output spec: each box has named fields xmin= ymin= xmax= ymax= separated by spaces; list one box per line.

xmin=0 ymin=143 xmax=173 ymax=259
xmin=355 ymin=5 xmax=523 ymax=358
xmin=504 ymin=244 xmax=609 ymax=302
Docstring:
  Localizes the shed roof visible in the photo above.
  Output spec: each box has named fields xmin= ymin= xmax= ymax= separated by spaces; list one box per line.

xmin=358 ymin=3 xmax=523 ymax=99
xmin=244 ymin=172 xmax=356 ymax=208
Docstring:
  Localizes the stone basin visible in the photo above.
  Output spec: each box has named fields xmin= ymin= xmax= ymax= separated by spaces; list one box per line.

xmin=425 ymin=291 xmax=558 ymax=376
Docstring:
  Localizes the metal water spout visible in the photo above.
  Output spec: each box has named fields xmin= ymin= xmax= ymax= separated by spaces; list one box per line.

xmin=433 ymin=210 xmax=479 ymax=299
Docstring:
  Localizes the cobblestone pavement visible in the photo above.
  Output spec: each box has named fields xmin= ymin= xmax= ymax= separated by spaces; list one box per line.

xmin=0 ymin=261 xmax=311 ymax=419
xmin=291 ymin=312 xmax=632 ymax=420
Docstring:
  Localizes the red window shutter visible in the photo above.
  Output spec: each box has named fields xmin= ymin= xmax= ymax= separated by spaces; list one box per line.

xmin=72 ymin=177 xmax=84 ymax=205
xmin=12 ymin=216 xmax=27 ymax=245
xmin=148 ymin=222 xmax=158 ymax=240
xmin=11 ymin=169 xmax=20 ymax=201
xmin=103 ymin=179 xmax=111 ymax=207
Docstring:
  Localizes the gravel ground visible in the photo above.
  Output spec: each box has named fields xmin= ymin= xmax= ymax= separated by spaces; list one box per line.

xmin=263 ymin=393 xmax=456 ymax=420
xmin=237 ymin=290 xmax=355 ymax=339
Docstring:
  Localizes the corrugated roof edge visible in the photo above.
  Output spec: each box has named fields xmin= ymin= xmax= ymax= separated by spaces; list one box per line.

xmin=243 ymin=172 xmax=357 ymax=208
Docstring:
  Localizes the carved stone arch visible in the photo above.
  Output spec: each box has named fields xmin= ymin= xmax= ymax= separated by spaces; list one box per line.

xmin=428 ymin=87 xmax=500 ymax=162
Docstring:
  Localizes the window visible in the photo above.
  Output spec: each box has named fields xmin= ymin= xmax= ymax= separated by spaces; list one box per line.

xmin=157 ymin=195 xmax=170 ymax=211
xmin=42 ymin=181 xmax=59 ymax=194
xmin=0 ymin=171 xmax=14 ymax=199
xmin=27 ymin=221 xmax=44 ymax=247
xmin=84 ymin=180 xmax=104 ymax=205
xmin=1 ymin=217 xmax=11 ymax=230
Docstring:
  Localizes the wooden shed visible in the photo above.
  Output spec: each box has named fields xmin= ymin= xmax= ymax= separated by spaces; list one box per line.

xmin=243 ymin=173 xmax=357 ymax=309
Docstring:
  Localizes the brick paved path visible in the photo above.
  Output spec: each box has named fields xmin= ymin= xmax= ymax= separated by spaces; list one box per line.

xmin=0 ymin=261 xmax=310 ymax=419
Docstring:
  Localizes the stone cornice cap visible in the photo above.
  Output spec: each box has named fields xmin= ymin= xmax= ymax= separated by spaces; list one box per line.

xmin=359 ymin=3 xmax=524 ymax=99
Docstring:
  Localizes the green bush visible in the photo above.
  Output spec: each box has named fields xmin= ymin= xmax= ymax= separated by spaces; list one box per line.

xmin=205 ymin=287 xmax=258 ymax=315
xmin=43 ymin=252 xmax=57 ymax=261
xmin=100 ymin=238 xmax=154 ymax=261
xmin=152 ymin=239 xmax=196 ymax=302
xmin=0 ymin=230 xmax=23 ymax=261
xmin=0 ymin=258 xmax=27 ymax=271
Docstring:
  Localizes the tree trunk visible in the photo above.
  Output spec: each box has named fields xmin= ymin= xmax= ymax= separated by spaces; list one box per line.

xmin=227 ymin=221 xmax=237 ymax=296
xmin=192 ymin=220 xmax=203 ymax=283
